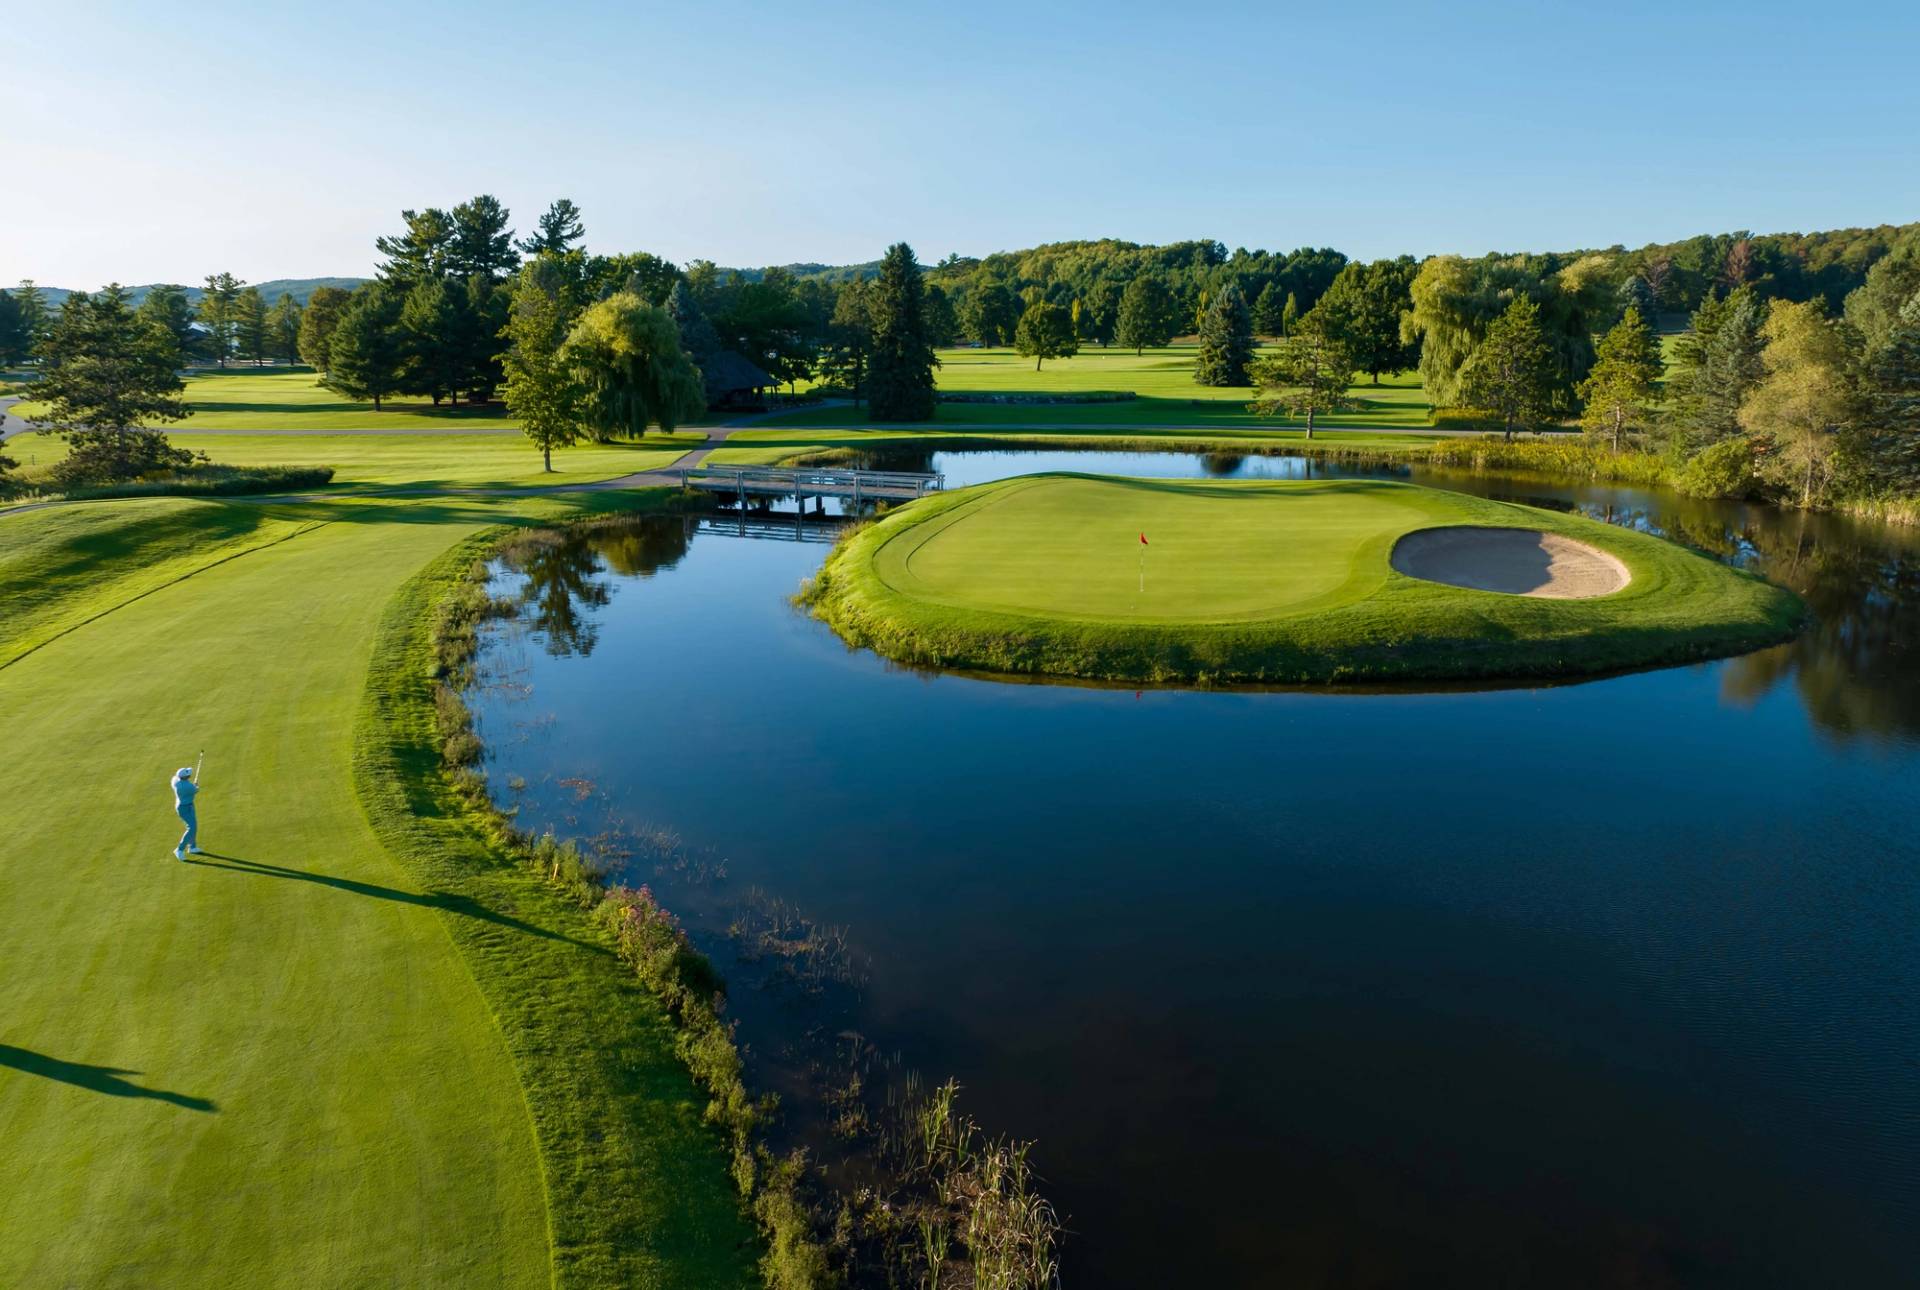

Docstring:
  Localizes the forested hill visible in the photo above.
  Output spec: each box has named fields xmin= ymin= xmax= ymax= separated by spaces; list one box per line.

xmin=31 ymin=278 xmax=368 ymax=309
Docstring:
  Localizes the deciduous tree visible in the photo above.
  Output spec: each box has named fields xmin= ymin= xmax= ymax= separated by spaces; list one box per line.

xmin=922 ymin=282 xmax=958 ymax=347
xmin=1115 ymin=276 xmax=1178 ymax=354
xmin=561 ymin=292 xmax=706 ymax=440
xmin=1313 ymin=259 xmax=1418 ymax=384
xmin=960 ymin=281 xmax=1018 ymax=346
xmin=866 ymin=242 xmax=937 ymax=421
xmin=1014 ymin=300 xmax=1078 ymax=370
xmin=1738 ymin=299 xmax=1862 ymax=507
xmin=501 ymin=259 xmax=581 ymax=470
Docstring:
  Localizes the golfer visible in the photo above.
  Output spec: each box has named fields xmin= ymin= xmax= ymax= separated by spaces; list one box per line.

xmin=171 ymin=766 xmax=201 ymax=860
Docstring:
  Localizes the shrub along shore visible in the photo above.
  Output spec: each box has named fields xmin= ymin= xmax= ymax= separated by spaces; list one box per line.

xmin=801 ymin=475 xmax=1806 ymax=686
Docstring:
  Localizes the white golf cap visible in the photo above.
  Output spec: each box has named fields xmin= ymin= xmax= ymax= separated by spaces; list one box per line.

xmin=176 ymin=767 xmax=195 ymax=778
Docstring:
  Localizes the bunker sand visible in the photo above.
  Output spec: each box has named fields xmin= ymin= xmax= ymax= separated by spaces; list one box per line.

xmin=1391 ymin=526 xmax=1630 ymax=599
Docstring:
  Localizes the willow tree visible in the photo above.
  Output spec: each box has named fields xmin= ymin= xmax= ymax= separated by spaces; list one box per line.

xmin=867 ymin=242 xmax=937 ymax=421
xmin=1402 ymin=254 xmax=1606 ymax=409
xmin=561 ymin=292 xmax=706 ymax=441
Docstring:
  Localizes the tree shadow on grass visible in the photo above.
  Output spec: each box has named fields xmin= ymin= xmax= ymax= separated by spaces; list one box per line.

xmin=0 ymin=1043 xmax=216 ymax=1112
xmin=186 ymin=853 xmax=606 ymax=955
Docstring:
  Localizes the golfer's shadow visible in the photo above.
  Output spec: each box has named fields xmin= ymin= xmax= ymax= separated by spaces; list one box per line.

xmin=0 ymin=1042 xmax=217 ymax=1112
xmin=187 ymin=853 xmax=601 ymax=953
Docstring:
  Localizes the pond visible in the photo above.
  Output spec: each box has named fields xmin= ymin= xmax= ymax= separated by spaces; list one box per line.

xmin=469 ymin=448 xmax=1920 ymax=1287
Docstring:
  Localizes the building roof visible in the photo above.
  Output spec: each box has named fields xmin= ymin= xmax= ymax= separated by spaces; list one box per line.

xmin=703 ymin=350 xmax=773 ymax=392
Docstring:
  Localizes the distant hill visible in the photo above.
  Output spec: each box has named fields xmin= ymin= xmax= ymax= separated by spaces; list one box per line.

xmin=28 ymin=278 xmax=369 ymax=310
xmin=715 ymin=261 xmax=882 ymax=285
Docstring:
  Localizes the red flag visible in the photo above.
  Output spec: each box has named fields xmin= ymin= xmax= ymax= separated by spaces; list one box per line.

xmin=1139 ymin=533 xmax=1149 ymax=546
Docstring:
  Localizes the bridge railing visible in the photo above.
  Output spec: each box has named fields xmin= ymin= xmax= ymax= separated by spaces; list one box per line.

xmin=672 ymin=464 xmax=944 ymax=498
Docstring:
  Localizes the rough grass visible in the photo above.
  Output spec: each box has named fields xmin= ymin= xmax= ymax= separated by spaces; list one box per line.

xmin=802 ymin=475 xmax=1805 ymax=685
xmin=0 ymin=491 xmax=757 ymax=1288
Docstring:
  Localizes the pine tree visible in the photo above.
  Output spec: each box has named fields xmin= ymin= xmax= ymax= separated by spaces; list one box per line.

xmin=501 ymin=259 xmax=581 ymax=470
xmin=1578 ymin=306 xmax=1663 ymax=450
xmin=866 ymin=242 xmax=937 ymax=421
xmin=516 ymin=198 xmax=586 ymax=257
xmin=399 ymin=278 xmax=466 ymax=404
xmin=458 ymin=275 xmax=509 ymax=402
xmin=1862 ymin=294 xmax=1920 ymax=492
xmin=267 ymin=293 xmax=303 ymax=365
xmin=1250 ymin=311 xmax=1355 ymax=439
xmin=922 ymin=283 xmax=958 ymax=347
xmin=136 ymin=285 xmax=199 ymax=366
xmin=1193 ymin=283 xmax=1254 ymax=386
xmin=0 ymin=289 xmax=23 ymax=366
xmin=1679 ymin=286 xmax=1767 ymax=449
xmin=235 ymin=286 xmax=269 ymax=365
xmin=326 ymin=283 xmax=406 ymax=409
xmin=34 ymin=285 xmax=194 ymax=482
xmin=666 ymin=280 xmax=724 ymax=407
xmin=1251 ymin=282 xmax=1284 ymax=338
xmin=819 ymin=279 xmax=872 ymax=404
xmin=16 ymin=281 xmax=50 ymax=358
xmin=1014 ymin=301 xmax=1078 ymax=370
xmin=1281 ymin=292 xmax=1299 ymax=337
xmin=1459 ymin=295 xmax=1556 ymax=440
xmin=375 ymin=208 xmax=454 ymax=289
xmin=198 ymin=273 xmax=244 ymax=366
xmin=1115 ymin=277 xmax=1177 ymax=354
xmin=449 ymin=194 xmax=519 ymax=281
xmin=298 ymin=286 xmax=352 ymax=373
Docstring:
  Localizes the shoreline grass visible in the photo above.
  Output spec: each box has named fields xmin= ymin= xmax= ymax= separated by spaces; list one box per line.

xmin=801 ymin=474 xmax=1806 ymax=685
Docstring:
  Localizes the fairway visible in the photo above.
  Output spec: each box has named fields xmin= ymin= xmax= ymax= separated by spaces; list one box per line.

xmin=805 ymin=475 xmax=1806 ymax=684
xmin=0 ymin=494 xmax=757 ymax=1288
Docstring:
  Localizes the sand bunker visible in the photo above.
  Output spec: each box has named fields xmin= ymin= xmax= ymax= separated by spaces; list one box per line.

xmin=1391 ymin=526 xmax=1630 ymax=599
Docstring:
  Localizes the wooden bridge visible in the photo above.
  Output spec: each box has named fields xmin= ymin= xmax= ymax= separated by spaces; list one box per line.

xmin=689 ymin=513 xmax=849 ymax=544
xmin=671 ymin=463 xmax=944 ymax=507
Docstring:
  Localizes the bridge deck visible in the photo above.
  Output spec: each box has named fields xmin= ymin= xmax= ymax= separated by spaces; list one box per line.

xmin=672 ymin=463 xmax=943 ymax=501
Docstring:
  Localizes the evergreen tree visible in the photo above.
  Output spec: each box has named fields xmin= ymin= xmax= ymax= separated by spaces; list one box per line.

xmin=1249 ymin=311 xmax=1355 ymax=439
xmin=16 ymin=282 xmax=50 ymax=359
xmin=866 ymin=242 xmax=937 ymax=421
xmin=34 ymin=285 xmax=194 ymax=483
xmin=235 ymin=286 xmax=269 ymax=365
xmin=136 ymin=285 xmax=199 ymax=367
xmin=516 ymin=198 xmax=586 ymax=257
xmin=1193 ymin=283 xmax=1254 ymax=386
xmin=1014 ymin=300 xmax=1078 ymax=370
xmin=1669 ymin=286 xmax=1766 ymax=449
xmin=198 ymin=272 xmax=244 ymax=366
xmin=399 ymin=277 xmax=466 ymax=404
xmin=1578 ymin=306 xmax=1663 ymax=450
xmin=666 ymin=280 xmax=724 ymax=407
xmin=0 ymin=289 xmax=23 ymax=366
xmin=1251 ymin=282 xmax=1284 ymax=337
xmin=375 ymin=207 xmax=454 ymax=289
xmin=561 ymin=292 xmax=706 ymax=440
xmin=1281 ymin=292 xmax=1299 ymax=337
xmin=501 ymin=258 xmax=581 ymax=470
xmin=298 ymin=285 xmax=352 ymax=373
xmin=1615 ymin=274 xmax=1658 ymax=327
xmin=1843 ymin=244 xmax=1920 ymax=356
xmin=267 ymin=293 xmax=303 ymax=365
xmin=449 ymin=194 xmax=519 ymax=281
xmin=1861 ymin=294 xmax=1920 ymax=493
xmin=326 ymin=283 xmax=406 ymax=409
xmin=1459 ymin=295 xmax=1556 ymax=440
xmin=457 ymin=274 xmax=509 ymax=401
xmin=1115 ymin=276 xmax=1178 ymax=354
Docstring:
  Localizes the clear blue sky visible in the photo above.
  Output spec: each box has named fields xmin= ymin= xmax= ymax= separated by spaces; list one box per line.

xmin=5 ymin=0 xmax=1917 ymax=289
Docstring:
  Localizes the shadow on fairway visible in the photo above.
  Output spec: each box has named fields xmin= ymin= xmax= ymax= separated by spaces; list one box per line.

xmin=187 ymin=853 xmax=604 ymax=954
xmin=0 ymin=1043 xmax=217 ymax=1112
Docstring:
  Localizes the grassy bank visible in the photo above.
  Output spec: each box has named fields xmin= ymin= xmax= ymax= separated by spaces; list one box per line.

xmin=802 ymin=475 xmax=1805 ymax=685
xmin=0 ymin=490 xmax=760 ymax=1287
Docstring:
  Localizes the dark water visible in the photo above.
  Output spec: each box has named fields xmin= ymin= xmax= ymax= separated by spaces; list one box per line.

xmin=470 ymin=449 xmax=1920 ymax=1288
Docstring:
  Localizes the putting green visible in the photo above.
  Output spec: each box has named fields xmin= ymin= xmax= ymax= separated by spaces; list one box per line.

xmin=805 ymin=474 xmax=1806 ymax=684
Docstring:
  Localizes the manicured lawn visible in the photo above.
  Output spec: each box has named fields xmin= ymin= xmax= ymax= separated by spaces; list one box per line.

xmin=803 ymin=474 xmax=1804 ymax=684
xmin=6 ymin=427 xmax=698 ymax=490
xmin=13 ymin=368 xmax=523 ymax=429
xmin=0 ymin=493 xmax=757 ymax=1287
xmin=773 ymin=344 xmax=1434 ymax=430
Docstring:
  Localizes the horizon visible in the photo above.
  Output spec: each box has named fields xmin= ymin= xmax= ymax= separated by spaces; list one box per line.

xmin=5 ymin=0 xmax=1917 ymax=288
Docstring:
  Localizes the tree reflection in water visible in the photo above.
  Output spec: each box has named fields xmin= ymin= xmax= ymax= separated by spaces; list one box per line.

xmin=496 ymin=517 xmax=695 ymax=658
